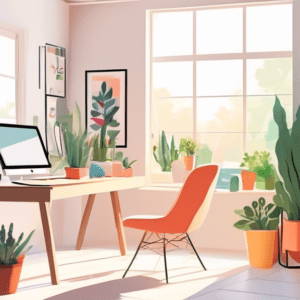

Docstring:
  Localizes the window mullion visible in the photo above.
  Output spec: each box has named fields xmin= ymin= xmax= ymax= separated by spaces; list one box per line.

xmin=243 ymin=6 xmax=247 ymax=153
xmin=193 ymin=10 xmax=197 ymax=142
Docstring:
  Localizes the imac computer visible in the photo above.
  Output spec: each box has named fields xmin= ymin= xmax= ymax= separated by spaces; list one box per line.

xmin=0 ymin=123 xmax=51 ymax=177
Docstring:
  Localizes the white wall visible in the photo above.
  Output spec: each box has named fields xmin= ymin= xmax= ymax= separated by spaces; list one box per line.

xmin=68 ymin=0 xmax=292 ymax=252
xmin=0 ymin=0 xmax=69 ymax=253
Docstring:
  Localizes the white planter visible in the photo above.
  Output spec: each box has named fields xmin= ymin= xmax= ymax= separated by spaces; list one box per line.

xmin=91 ymin=161 xmax=112 ymax=177
xmin=171 ymin=158 xmax=186 ymax=183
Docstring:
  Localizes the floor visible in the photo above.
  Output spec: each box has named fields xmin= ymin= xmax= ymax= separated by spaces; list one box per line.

xmin=2 ymin=246 xmax=299 ymax=300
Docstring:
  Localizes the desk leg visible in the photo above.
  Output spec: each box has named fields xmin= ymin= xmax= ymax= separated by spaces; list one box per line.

xmin=39 ymin=202 xmax=60 ymax=285
xmin=76 ymin=194 xmax=96 ymax=250
xmin=110 ymin=191 xmax=127 ymax=256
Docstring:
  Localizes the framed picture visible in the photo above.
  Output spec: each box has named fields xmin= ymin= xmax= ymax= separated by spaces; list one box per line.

xmin=85 ymin=69 xmax=127 ymax=148
xmin=45 ymin=44 xmax=66 ymax=98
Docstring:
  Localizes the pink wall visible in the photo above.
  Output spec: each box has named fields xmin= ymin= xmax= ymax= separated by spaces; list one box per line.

xmin=68 ymin=0 xmax=282 ymax=252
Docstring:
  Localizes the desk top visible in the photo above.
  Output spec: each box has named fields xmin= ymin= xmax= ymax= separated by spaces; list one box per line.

xmin=0 ymin=176 xmax=146 ymax=202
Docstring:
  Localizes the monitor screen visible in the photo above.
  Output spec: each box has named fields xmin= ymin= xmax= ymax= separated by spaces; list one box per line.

xmin=0 ymin=124 xmax=51 ymax=169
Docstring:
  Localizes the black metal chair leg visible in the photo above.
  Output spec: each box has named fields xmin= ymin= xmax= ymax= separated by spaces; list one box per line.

xmin=123 ymin=231 xmax=147 ymax=278
xmin=163 ymin=234 xmax=169 ymax=283
xmin=186 ymin=233 xmax=206 ymax=271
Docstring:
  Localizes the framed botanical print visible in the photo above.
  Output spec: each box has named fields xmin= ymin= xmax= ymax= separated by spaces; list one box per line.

xmin=45 ymin=44 xmax=66 ymax=98
xmin=85 ymin=69 xmax=127 ymax=148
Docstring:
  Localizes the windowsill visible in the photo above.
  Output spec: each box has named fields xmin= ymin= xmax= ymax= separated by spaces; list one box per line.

xmin=139 ymin=183 xmax=276 ymax=194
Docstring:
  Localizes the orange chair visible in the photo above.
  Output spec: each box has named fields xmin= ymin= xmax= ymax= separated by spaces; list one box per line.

xmin=122 ymin=164 xmax=219 ymax=283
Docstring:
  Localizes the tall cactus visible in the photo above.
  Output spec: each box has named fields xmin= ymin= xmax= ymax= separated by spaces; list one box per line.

xmin=153 ymin=131 xmax=179 ymax=172
xmin=273 ymin=96 xmax=300 ymax=220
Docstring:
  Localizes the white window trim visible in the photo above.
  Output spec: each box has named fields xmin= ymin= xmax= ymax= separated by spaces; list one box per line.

xmin=0 ymin=22 xmax=25 ymax=124
xmin=146 ymin=1 xmax=293 ymax=186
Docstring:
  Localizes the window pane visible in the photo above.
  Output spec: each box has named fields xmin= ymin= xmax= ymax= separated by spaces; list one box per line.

xmin=196 ymin=133 xmax=243 ymax=163
xmin=0 ymin=35 xmax=15 ymax=77
xmin=247 ymin=58 xmax=292 ymax=95
xmin=153 ymin=11 xmax=193 ymax=57
xmin=247 ymin=95 xmax=292 ymax=133
xmin=0 ymin=77 xmax=16 ymax=123
xmin=196 ymin=8 xmax=243 ymax=54
xmin=197 ymin=60 xmax=243 ymax=96
xmin=152 ymin=98 xmax=193 ymax=133
xmin=246 ymin=4 xmax=292 ymax=52
xmin=197 ymin=97 xmax=243 ymax=132
xmin=153 ymin=62 xmax=193 ymax=97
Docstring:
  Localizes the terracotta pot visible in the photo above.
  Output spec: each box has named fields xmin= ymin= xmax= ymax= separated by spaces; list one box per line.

xmin=282 ymin=218 xmax=300 ymax=263
xmin=112 ymin=161 xmax=123 ymax=177
xmin=241 ymin=170 xmax=257 ymax=190
xmin=183 ymin=156 xmax=194 ymax=171
xmin=0 ymin=254 xmax=25 ymax=295
xmin=245 ymin=230 xmax=278 ymax=269
xmin=65 ymin=167 xmax=89 ymax=179
xmin=123 ymin=168 xmax=133 ymax=177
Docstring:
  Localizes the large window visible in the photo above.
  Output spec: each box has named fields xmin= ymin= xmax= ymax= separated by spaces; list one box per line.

xmin=0 ymin=28 xmax=17 ymax=124
xmin=149 ymin=3 xmax=292 ymax=182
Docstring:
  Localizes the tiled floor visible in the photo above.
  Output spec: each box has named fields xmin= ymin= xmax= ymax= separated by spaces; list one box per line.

xmin=2 ymin=246 xmax=299 ymax=300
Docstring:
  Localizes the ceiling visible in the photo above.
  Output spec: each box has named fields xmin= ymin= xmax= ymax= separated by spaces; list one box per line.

xmin=64 ymin=0 xmax=140 ymax=4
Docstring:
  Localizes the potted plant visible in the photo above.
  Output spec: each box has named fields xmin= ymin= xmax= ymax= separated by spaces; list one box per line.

xmin=234 ymin=197 xmax=281 ymax=269
xmin=0 ymin=223 xmax=34 ymax=295
xmin=89 ymin=82 xmax=121 ymax=177
xmin=110 ymin=148 xmax=123 ymax=177
xmin=240 ymin=152 xmax=258 ymax=190
xmin=179 ymin=137 xmax=198 ymax=171
xmin=253 ymin=151 xmax=276 ymax=190
xmin=122 ymin=157 xmax=137 ymax=177
xmin=272 ymin=96 xmax=300 ymax=263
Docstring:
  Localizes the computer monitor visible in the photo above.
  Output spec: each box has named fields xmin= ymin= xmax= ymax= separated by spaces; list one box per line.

xmin=0 ymin=123 xmax=51 ymax=176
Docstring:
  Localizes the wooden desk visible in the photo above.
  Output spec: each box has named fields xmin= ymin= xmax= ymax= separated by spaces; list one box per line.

xmin=0 ymin=176 xmax=145 ymax=285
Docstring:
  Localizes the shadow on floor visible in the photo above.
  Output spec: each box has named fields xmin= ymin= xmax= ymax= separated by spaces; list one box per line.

xmin=45 ymin=276 xmax=164 ymax=300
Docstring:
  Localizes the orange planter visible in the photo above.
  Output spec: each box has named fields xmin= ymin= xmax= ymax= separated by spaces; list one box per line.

xmin=112 ymin=162 xmax=123 ymax=177
xmin=241 ymin=170 xmax=257 ymax=190
xmin=0 ymin=255 xmax=25 ymax=295
xmin=65 ymin=167 xmax=89 ymax=179
xmin=282 ymin=218 xmax=300 ymax=263
xmin=183 ymin=156 xmax=194 ymax=171
xmin=245 ymin=230 xmax=278 ymax=269
xmin=123 ymin=168 xmax=133 ymax=177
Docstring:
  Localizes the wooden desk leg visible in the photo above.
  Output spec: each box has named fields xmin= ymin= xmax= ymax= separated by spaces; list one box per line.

xmin=110 ymin=191 xmax=127 ymax=256
xmin=39 ymin=202 xmax=60 ymax=285
xmin=76 ymin=194 xmax=96 ymax=250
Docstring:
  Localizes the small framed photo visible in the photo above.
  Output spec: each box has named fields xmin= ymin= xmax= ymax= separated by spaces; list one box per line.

xmin=45 ymin=44 xmax=66 ymax=98
xmin=85 ymin=69 xmax=127 ymax=148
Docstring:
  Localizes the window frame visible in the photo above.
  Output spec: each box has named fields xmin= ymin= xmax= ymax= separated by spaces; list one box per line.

xmin=147 ymin=1 xmax=293 ymax=185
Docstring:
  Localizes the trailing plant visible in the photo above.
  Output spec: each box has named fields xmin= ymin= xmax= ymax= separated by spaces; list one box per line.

xmin=123 ymin=157 xmax=137 ymax=169
xmin=0 ymin=223 xmax=34 ymax=265
xmin=153 ymin=131 xmax=179 ymax=172
xmin=273 ymin=96 xmax=300 ymax=220
xmin=234 ymin=197 xmax=281 ymax=230
xmin=90 ymin=82 xmax=120 ymax=162
xmin=179 ymin=137 xmax=197 ymax=156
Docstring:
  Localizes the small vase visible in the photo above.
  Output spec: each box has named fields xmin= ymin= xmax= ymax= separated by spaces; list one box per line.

xmin=65 ymin=167 xmax=89 ymax=179
xmin=265 ymin=175 xmax=275 ymax=190
xmin=112 ymin=161 xmax=123 ymax=177
xmin=123 ymin=168 xmax=133 ymax=177
xmin=183 ymin=156 xmax=194 ymax=171
xmin=0 ymin=255 xmax=25 ymax=295
xmin=241 ymin=170 xmax=257 ymax=190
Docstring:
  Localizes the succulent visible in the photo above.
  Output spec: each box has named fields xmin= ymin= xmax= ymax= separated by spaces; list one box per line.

xmin=272 ymin=96 xmax=300 ymax=220
xmin=234 ymin=197 xmax=281 ymax=230
xmin=123 ymin=157 xmax=137 ymax=169
xmin=179 ymin=137 xmax=197 ymax=156
xmin=153 ymin=131 xmax=179 ymax=172
xmin=0 ymin=223 xmax=34 ymax=265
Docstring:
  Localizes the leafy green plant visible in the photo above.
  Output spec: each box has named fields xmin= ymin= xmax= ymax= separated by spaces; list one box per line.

xmin=90 ymin=82 xmax=120 ymax=162
xmin=0 ymin=223 xmax=34 ymax=265
xmin=123 ymin=157 xmax=137 ymax=169
xmin=234 ymin=197 xmax=281 ymax=230
xmin=252 ymin=151 xmax=275 ymax=179
xmin=179 ymin=137 xmax=197 ymax=156
xmin=273 ymin=96 xmax=300 ymax=220
xmin=240 ymin=152 xmax=258 ymax=172
xmin=153 ymin=131 xmax=179 ymax=172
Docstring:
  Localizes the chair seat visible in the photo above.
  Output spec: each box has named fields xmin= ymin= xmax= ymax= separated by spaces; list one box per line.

xmin=123 ymin=215 xmax=167 ymax=233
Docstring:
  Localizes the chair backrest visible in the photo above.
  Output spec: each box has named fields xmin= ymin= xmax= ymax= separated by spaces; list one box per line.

xmin=164 ymin=165 xmax=219 ymax=234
